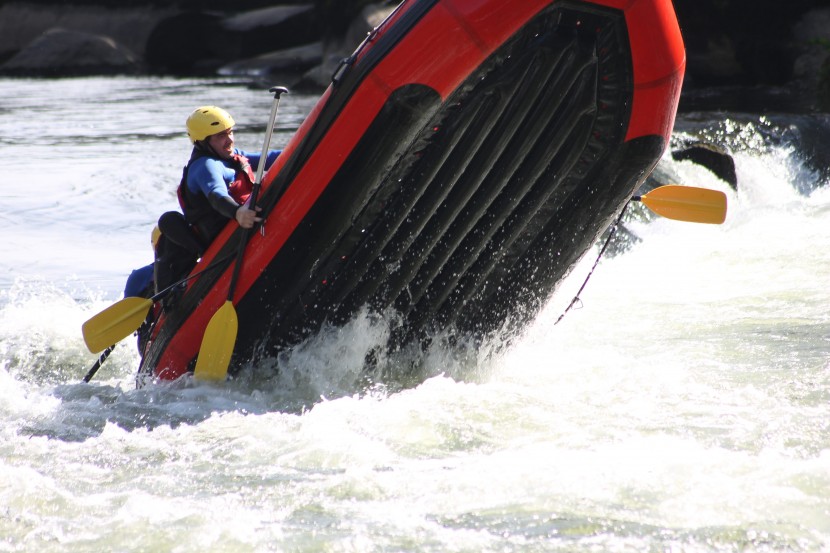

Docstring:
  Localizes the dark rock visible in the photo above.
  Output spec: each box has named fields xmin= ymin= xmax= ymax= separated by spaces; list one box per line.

xmin=145 ymin=4 xmax=321 ymax=75
xmin=293 ymin=3 xmax=397 ymax=91
xmin=314 ymin=0 xmax=381 ymax=38
xmin=638 ymin=141 xmax=737 ymax=195
xmin=0 ymin=3 xmax=173 ymax=62
xmin=792 ymin=8 xmax=830 ymax=112
xmin=145 ymin=12 xmax=224 ymax=73
xmin=672 ymin=143 xmax=738 ymax=190
xmin=341 ymin=2 xmax=398 ymax=54
xmin=1 ymin=0 xmax=828 ymax=113
xmin=819 ymin=57 xmax=830 ymax=112
xmin=0 ymin=27 xmax=138 ymax=76
xmin=294 ymin=53 xmax=347 ymax=91
xmin=674 ymin=0 xmax=830 ymax=112
xmin=217 ymin=41 xmax=323 ymax=81
xmin=219 ymin=5 xmax=321 ymax=60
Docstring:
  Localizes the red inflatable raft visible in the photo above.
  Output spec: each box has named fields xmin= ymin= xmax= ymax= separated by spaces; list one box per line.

xmin=137 ymin=0 xmax=685 ymax=385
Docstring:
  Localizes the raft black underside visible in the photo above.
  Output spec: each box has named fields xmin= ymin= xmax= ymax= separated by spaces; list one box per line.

xmin=140 ymin=2 xmax=667 ymax=378
xmin=233 ymin=4 xmax=663 ymax=366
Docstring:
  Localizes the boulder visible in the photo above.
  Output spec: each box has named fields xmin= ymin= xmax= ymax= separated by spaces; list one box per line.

xmin=293 ymin=2 xmax=398 ymax=91
xmin=819 ymin=56 xmax=830 ymax=112
xmin=144 ymin=12 xmax=224 ymax=73
xmin=0 ymin=0 xmax=827 ymax=113
xmin=672 ymin=142 xmax=738 ymax=190
xmin=218 ymin=42 xmax=323 ymax=81
xmin=341 ymin=2 xmax=398 ymax=55
xmin=792 ymin=7 xmax=830 ymax=111
xmin=0 ymin=27 xmax=138 ymax=76
xmin=219 ymin=5 xmax=321 ymax=59
xmin=145 ymin=4 xmax=320 ymax=74
xmin=0 ymin=3 xmax=173 ymax=62
xmin=671 ymin=1 xmax=830 ymax=112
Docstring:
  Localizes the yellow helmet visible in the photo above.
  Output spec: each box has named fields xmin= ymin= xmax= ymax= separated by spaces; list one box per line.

xmin=186 ymin=106 xmax=235 ymax=143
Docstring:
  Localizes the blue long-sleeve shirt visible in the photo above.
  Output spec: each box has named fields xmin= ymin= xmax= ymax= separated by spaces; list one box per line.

xmin=186 ymin=148 xmax=281 ymax=201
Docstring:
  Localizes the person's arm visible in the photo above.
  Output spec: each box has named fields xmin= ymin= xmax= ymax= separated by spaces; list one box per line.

xmin=208 ymin=193 xmax=260 ymax=228
xmin=207 ymin=192 xmax=241 ymax=219
xmin=189 ymin=158 xmax=261 ymax=228
xmin=242 ymin=149 xmax=281 ymax=175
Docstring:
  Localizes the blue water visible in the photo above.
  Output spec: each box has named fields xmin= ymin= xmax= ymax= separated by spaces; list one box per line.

xmin=1 ymin=77 xmax=828 ymax=552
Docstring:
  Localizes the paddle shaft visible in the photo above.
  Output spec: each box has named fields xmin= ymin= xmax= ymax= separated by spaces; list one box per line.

xmin=194 ymin=87 xmax=288 ymax=381
xmin=83 ymin=345 xmax=114 ymax=383
xmin=226 ymin=86 xmax=287 ymax=301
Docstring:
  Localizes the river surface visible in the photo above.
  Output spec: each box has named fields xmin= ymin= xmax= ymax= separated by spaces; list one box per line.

xmin=1 ymin=76 xmax=828 ymax=552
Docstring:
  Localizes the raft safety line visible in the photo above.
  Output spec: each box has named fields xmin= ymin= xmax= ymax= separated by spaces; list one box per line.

xmin=554 ymin=200 xmax=630 ymax=325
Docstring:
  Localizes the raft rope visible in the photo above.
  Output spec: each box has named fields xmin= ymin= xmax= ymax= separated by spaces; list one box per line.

xmin=554 ymin=200 xmax=630 ymax=325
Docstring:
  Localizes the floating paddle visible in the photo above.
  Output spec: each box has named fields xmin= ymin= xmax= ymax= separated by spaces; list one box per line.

xmin=81 ymin=253 xmax=234 ymax=354
xmin=194 ymin=86 xmax=288 ymax=381
xmin=634 ymin=184 xmax=727 ymax=224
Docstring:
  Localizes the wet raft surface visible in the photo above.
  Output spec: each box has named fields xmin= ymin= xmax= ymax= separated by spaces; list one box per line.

xmin=142 ymin=3 xmax=667 ymax=377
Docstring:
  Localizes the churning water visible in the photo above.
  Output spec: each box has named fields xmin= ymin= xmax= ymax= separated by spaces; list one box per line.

xmin=1 ymin=77 xmax=828 ymax=552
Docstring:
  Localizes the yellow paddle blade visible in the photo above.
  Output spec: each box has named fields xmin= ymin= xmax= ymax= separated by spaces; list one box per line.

xmin=194 ymin=301 xmax=238 ymax=381
xmin=82 ymin=296 xmax=153 ymax=353
xmin=639 ymin=185 xmax=727 ymax=224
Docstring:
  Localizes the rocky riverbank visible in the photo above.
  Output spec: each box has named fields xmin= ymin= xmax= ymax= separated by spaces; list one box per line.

xmin=0 ymin=1 xmax=395 ymax=91
xmin=0 ymin=0 xmax=828 ymax=112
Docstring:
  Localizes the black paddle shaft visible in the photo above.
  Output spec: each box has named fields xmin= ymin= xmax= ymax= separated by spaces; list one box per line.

xmin=83 ymin=345 xmax=114 ymax=383
xmin=227 ymin=86 xmax=288 ymax=301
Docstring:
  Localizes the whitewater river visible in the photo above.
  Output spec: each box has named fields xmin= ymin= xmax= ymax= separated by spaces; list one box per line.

xmin=1 ymin=77 xmax=828 ymax=552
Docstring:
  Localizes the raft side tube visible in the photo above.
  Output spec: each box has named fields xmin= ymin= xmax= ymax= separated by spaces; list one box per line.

xmin=236 ymin=4 xmax=640 ymax=360
xmin=138 ymin=0 xmax=684 ymax=382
